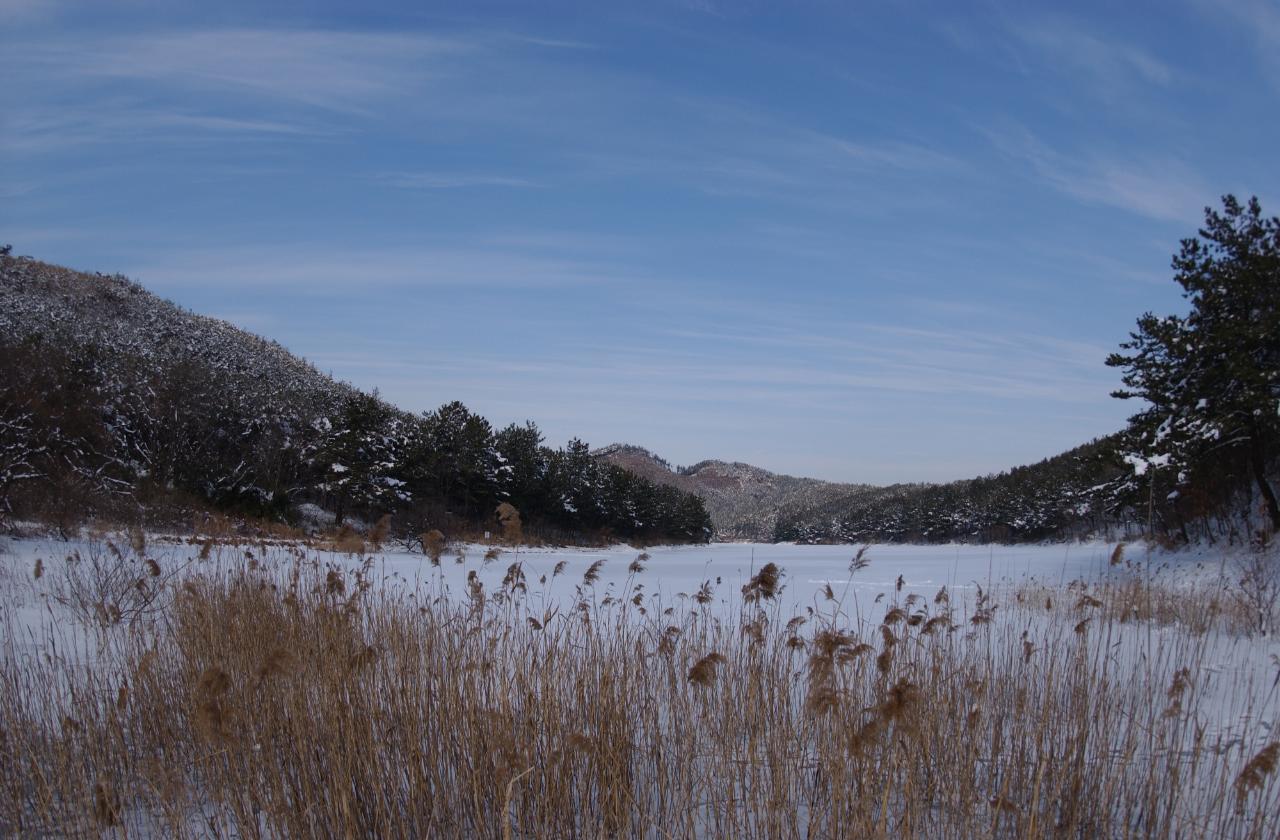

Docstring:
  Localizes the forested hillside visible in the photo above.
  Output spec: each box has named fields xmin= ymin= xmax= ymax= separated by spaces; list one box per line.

xmin=596 ymin=444 xmax=874 ymax=541
xmin=0 ymin=254 xmax=712 ymax=543
xmin=600 ymin=439 xmax=1140 ymax=543
xmin=771 ymin=437 xmax=1135 ymax=543
xmin=604 ymin=431 xmax=1273 ymax=546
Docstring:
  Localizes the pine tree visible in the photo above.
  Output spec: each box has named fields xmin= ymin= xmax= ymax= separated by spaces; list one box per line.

xmin=494 ymin=421 xmax=546 ymax=515
xmin=315 ymin=392 xmax=400 ymax=523
xmin=1107 ymin=195 xmax=1280 ymax=531
xmin=415 ymin=401 xmax=498 ymax=518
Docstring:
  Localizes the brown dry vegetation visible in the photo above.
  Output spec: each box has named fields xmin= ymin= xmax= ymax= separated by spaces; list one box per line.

xmin=1013 ymin=576 xmax=1264 ymax=637
xmin=1012 ymin=544 xmax=1277 ymax=638
xmin=1 ymin=540 xmax=1278 ymax=838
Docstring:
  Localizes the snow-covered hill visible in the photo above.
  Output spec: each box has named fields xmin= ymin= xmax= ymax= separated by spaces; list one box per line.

xmin=0 ymin=255 xmax=712 ymax=542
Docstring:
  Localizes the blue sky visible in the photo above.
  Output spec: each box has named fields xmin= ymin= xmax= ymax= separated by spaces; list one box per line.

xmin=3 ymin=0 xmax=1278 ymax=483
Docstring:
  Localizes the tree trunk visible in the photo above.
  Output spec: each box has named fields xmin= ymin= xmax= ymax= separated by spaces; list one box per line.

xmin=1249 ymin=434 xmax=1280 ymax=533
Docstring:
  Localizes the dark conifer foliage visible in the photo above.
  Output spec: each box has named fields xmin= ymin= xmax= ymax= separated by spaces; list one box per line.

xmin=770 ymin=436 xmax=1135 ymax=544
xmin=0 ymin=255 xmax=712 ymax=543
xmin=1107 ymin=195 xmax=1280 ymax=536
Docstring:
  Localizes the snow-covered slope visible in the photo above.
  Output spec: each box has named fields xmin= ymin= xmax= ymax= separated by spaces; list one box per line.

xmin=0 ymin=256 xmax=713 ymax=541
xmin=0 ymin=255 xmax=357 ymax=420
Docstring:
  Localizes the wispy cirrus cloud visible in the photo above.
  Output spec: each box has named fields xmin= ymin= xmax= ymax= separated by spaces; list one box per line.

xmin=0 ymin=0 xmax=57 ymax=23
xmin=575 ymin=120 xmax=964 ymax=209
xmin=0 ymin=106 xmax=330 ymax=153
xmin=816 ymin=133 xmax=964 ymax=173
xmin=1006 ymin=18 xmax=1174 ymax=89
xmin=657 ymin=321 xmax=1116 ymax=405
xmin=124 ymin=241 xmax=630 ymax=292
xmin=0 ymin=26 xmax=601 ymax=160
xmin=0 ymin=29 xmax=470 ymax=157
xmin=7 ymin=29 xmax=474 ymax=113
xmin=982 ymin=122 xmax=1208 ymax=223
xmin=4 ymin=26 xmax=596 ymax=114
xmin=1220 ymin=0 xmax=1280 ymax=44
xmin=378 ymin=172 xmax=539 ymax=190
xmin=1200 ymin=0 xmax=1280 ymax=87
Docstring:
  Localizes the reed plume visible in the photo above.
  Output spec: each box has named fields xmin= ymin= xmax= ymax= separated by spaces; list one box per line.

xmin=688 ymin=652 xmax=727 ymax=686
xmin=742 ymin=562 xmax=781 ymax=602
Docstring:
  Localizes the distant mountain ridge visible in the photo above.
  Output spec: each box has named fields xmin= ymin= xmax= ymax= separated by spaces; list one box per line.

xmin=597 ymin=438 xmax=1136 ymax=543
xmin=594 ymin=444 xmax=874 ymax=541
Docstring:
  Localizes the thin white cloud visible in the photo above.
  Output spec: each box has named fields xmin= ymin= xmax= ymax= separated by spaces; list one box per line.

xmin=0 ymin=0 xmax=57 ymax=23
xmin=125 ymin=243 xmax=629 ymax=291
xmin=6 ymin=26 xmax=594 ymax=113
xmin=506 ymin=34 xmax=599 ymax=50
xmin=982 ymin=122 xmax=1208 ymax=223
xmin=0 ymin=26 xmax=616 ymax=160
xmin=1006 ymin=18 xmax=1174 ymax=89
xmin=822 ymin=136 xmax=961 ymax=173
xmin=11 ymin=29 xmax=473 ymax=113
xmin=315 ymin=342 xmax=1108 ymax=409
xmin=1052 ymin=163 xmax=1207 ymax=224
xmin=1201 ymin=0 xmax=1280 ymax=87
xmin=379 ymin=172 xmax=539 ymax=189
xmin=651 ymin=321 xmax=1116 ymax=406
xmin=156 ymin=114 xmax=322 ymax=135
xmin=1218 ymin=0 xmax=1280 ymax=39
xmin=0 ymin=106 xmax=330 ymax=152
xmin=577 ymin=125 xmax=964 ymax=209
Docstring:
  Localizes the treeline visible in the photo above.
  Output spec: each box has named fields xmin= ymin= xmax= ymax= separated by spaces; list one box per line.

xmin=0 ymin=255 xmax=712 ymax=543
xmin=772 ymin=437 xmax=1141 ymax=544
xmin=773 ymin=432 xmax=1274 ymax=547
xmin=307 ymin=395 xmax=711 ymax=543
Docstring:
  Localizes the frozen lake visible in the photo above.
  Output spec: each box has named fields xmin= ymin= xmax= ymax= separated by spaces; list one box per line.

xmin=326 ymin=538 xmax=1213 ymax=618
xmin=0 ymin=535 xmax=1238 ymax=632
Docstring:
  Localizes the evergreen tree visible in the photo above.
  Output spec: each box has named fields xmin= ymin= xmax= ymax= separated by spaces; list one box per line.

xmin=543 ymin=438 xmax=600 ymax=528
xmin=417 ymin=401 xmax=498 ymax=517
xmin=315 ymin=392 xmax=401 ymax=523
xmin=1107 ymin=195 xmax=1280 ymax=531
xmin=494 ymin=421 xmax=546 ymax=515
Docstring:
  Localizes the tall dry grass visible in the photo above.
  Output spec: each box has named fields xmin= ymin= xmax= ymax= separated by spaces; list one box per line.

xmin=0 ymin=539 xmax=1277 ymax=838
xmin=1012 ymin=542 xmax=1277 ymax=637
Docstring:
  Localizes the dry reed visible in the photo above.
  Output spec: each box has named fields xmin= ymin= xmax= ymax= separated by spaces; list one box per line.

xmin=0 ymin=537 xmax=1276 ymax=838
